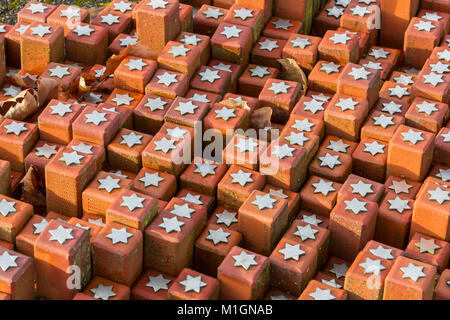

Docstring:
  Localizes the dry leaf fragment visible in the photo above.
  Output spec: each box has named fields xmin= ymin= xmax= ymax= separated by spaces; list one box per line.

xmin=218 ymin=99 xmax=251 ymax=111
xmin=20 ymin=164 xmax=47 ymax=213
xmin=250 ymin=107 xmax=272 ymax=129
xmin=277 ymin=58 xmax=308 ymax=94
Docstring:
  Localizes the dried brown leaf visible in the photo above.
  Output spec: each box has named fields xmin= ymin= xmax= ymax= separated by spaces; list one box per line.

xmin=250 ymin=107 xmax=272 ymax=129
xmin=20 ymin=165 xmax=46 ymax=213
xmin=218 ymin=99 xmax=251 ymax=111
xmin=37 ymin=77 xmax=58 ymax=107
xmin=277 ymin=58 xmax=308 ymax=94
xmin=128 ymin=43 xmax=160 ymax=60
xmin=0 ymin=89 xmax=38 ymax=120
xmin=89 ymin=7 xmax=104 ymax=20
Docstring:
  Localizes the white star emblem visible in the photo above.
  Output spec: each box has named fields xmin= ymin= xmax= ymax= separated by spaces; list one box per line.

xmin=285 ymin=132 xmax=309 ymax=146
xmin=139 ymin=172 xmax=164 ymax=187
xmin=194 ymin=162 xmax=217 ymax=177
xmin=3 ymin=85 xmax=22 ymax=97
xmin=350 ymin=5 xmax=371 ymax=17
xmin=0 ymin=251 xmax=18 ymax=272
xmin=363 ymin=61 xmax=383 ymax=70
xmin=202 ymin=7 xmax=223 ymax=19
xmin=211 ymin=62 xmax=232 ymax=72
xmin=159 ymin=216 xmax=184 ymax=233
xmin=221 ymin=25 xmax=243 ymax=39
xmin=291 ymin=118 xmax=314 ymax=132
xmin=319 ymin=153 xmax=342 ymax=169
xmin=157 ymin=72 xmax=178 ymax=86
xmin=422 ymin=12 xmax=442 ymax=21
xmin=98 ymin=175 xmax=121 ymax=193
xmin=330 ymin=263 xmax=348 ymax=279
xmin=290 ymin=36 xmax=311 ymax=49
xmin=181 ymin=193 xmax=203 ymax=205
xmin=313 ymin=179 xmax=335 ymax=196
xmin=414 ymin=238 xmax=440 ymax=254
xmin=72 ymin=142 xmax=93 ymax=154
xmin=414 ymin=20 xmax=436 ymax=32
xmin=215 ymin=210 xmax=238 ymax=227
xmin=373 ymin=113 xmax=394 ymax=128
xmin=119 ymin=36 xmax=137 ymax=47
xmin=326 ymin=6 xmax=344 ymax=19
xmin=144 ymin=97 xmax=167 ymax=111
xmin=206 ymin=227 xmax=230 ymax=245
xmin=309 ymin=288 xmax=336 ymax=300
xmin=327 ymin=139 xmax=349 ymax=153
xmin=179 ymin=34 xmax=202 ymax=46
xmin=272 ymin=144 xmax=295 ymax=159
xmin=320 ymin=61 xmax=341 ymax=74
xmin=146 ymin=274 xmax=171 ymax=292
xmin=272 ymin=18 xmax=293 ymax=30
xmin=394 ymin=74 xmax=414 ymax=85
xmin=233 ymin=7 xmax=253 ymax=20
xmin=351 ymin=180 xmax=374 ymax=197
xmin=48 ymin=65 xmax=71 ymax=79
xmin=154 ymin=137 xmax=177 ymax=153
xmin=364 ymin=140 xmax=385 ymax=156
xmin=121 ymin=132 xmax=143 ymax=148
xmin=294 ymin=224 xmax=318 ymax=241
xmin=382 ymin=101 xmax=403 ymax=115
xmin=349 ymin=67 xmax=371 ymax=80
xmin=120 ymin=193 xmax=145 ymax=211
xmin=388 ymin=196 xmax=411 ymax=213
xmin=4 ymin=121 xmax=28 ymax=136
xmin=344 ymin=198 xmax=368 ymax=214
xmin=0 ymin=199 xmax=16 ymax=217
xmin=423 ymin=72 xmax=444 ymax=87
xmin=401 ymin=129 xmax=424 ymax=144
xmin=428 ymin=187 xmax=450 ymax=204
xmin=90 ymin=283 xmax=116 ymax=300
xmin=15 ymin=24 xmax=30 ymax=35
xmin=147 ymin=0 xmax=168 ymax=9
xmin=166 ymin=126 xmax=187 ymax=139
xmin=171 ymin=203 xmax=195 ymax=219
xmin=250 ymin=66 xmax=270 ymax=79
xmin=36 ymin=143 xmax=57 ymax=159
xmin=436 ymin=168 xmax=450 ymax=181
xmin=59 ymin=151 xmax=84 ymax=166
xmin=101 ymin=14 xmax=120 ymax=26
xmin=416 ymin=100 xmax=438 ymax=115
xmin=73 ymin=25 xmax=94 ymax=37
xmin=359 ymin=258 xmax=386 ymax=275
xmin=389 ymin=85 xmax=409 ymax=98
xmin=429 ymin=61 xmax=450 ymax=74
xmin=168 ymin=44 xmax=190 ymax=58
xmin=85 ymin=110 xmax=107 ymax=126
xmin=252 ymin=194 xmax=277 ymax=210
xmin=230 ymin=170 xmax=253 ymax=187
xmin=175 ymin=101 xmax=198 ymax=115
xmin=233 ymin=251 xmax=258 ymax=270
xmin=112 ymin=93 xmax=134 ymax=106
xmin=258 ymin=39 xmax=279 ymax=52
xmin=370 ymin=245 xmax=394 ymax=260
xmin=113 ymin=1 xmax=133 ymax=13
xmin=400 ymin=263 xmax=426 ymax=282
xmin=336 ymin=97 xmax=358 ymax=111
xmin=189 ymin=93 xmax=210 ymax=103
xmin=199 ymin=68 xmax=221 ymax=83
xmin=33 ymin=218 xmax=48 ymax=235
xmin=125 ymin=58 xmax=147 ymax=71
xmin=303 ymin=99 xmax=324 ymax=114
xmin=437 ymin=49 xmax=450 ymax=62
xmin=302 ymin=214 xmax=324 ymax=226
xmin=106 ymin=227 xmax=133 ymax=244
xmin=180 ymin=274 xmax=207 ymax=293
xmin=329 ymin=33 xmax=351 ymax=44
xmin=48 ymin=225 xmax=74 ymax=244
xmin=369 ymin=48 xmax=390 ymax=60
xmin=321 ymin=279 xmax=342 ymax=289
xmin=279 ymin=243 xmax=305 ymax=261
xmin=27 ymin=3 xmax=47 ymax=14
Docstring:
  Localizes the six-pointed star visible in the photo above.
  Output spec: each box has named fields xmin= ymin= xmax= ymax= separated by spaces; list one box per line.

xmin=336 ymin=97 xmax=358 ymax=111
xmin=49 ymin=225 xmax=74 ymax=244
xmin=351 ymin=180 xmax=374 ymax=197
xmin=0 ymin=199 xmax=16 ymax=217
xmin=285 ymin=132 xmax=309 ymax=146
xmin=27 ymin=2 xmax=48 ymax=14
xmin=98 ymin=175 xmax=121 ymax=193
xmin=302 ymin=214 xmax=323 ymax=227
xmin=389 ymin=85 xmax=409 ymax=98
xmin=199 ymin=68 xmax=221 ymax=83
xmin=140 ymin=172 xmax=164 ymax=187
xmin=292 ymin=118 xmax=314 ymax=132
xmin=428 ymin=187 xmax=450 ymax=205
xmin=373 ymin=113 xmax=394 ymax=128
xmin=73 ymin=25 xmax=94 ymax=37
xmin=113 ymin=1 xmax=133 ymax=13
xmin=121 ymin=131 xmax=143 ymax=148
xmin=349 ymin=67 xmax=371 ymax=80
xmin=344 ymin=198 xmax=368 ymax=214
xmin=313 ymin=179 xmax=335 ymax=196
xmin=146 ymin=274 xmax=171 ymax=292
xmin=194 ymin=162 xmax=217 ymax=177
xmin=382 ymin=101 xmax=403 ymax=115
xmin=294 ymin=224 xmax=318 ymax=241
xmin=309 ymin=288 xmax=336 ymax=300
xmin=48 ymin=65 xmax=70 ymax=79
xmin=279 ymin=243 xmax=305 ymax=261
xmin=319 ymin=153 xmax=342 ymax=169
xmin=233 ymin=251 xmax=258 ymax=270
xmin=106 ymin=227 xmax=133 ymax=244
xmin=233 ymin=8 xmax=253 ymax=20
xmin=252 ymin=194 xmax=277 ymax=210
xmin=202 ymin=7 xmax=224 ymax=19
xmin=290 ymin=36 xmax=311 ymax=49
xmin=320 ymin=61 xmax=341 ymax=74
xmin=154 ymin=137 xmax=176 ymax=153
xmin=272 ymin=18 xmax=293 ymax=30
xmin=401 ymin=263 xmax=426 ymax=282
xmin=230 ymin=170 xmax=253 ymax=187
xmin=121 ymin=193 xmax=145 ymax=211
xmin=0 ymin=251 xmax=18 ymax=272
xmin=423 ymin=72 xmax=444 ymax=87
xmin=90 ymin=283 xmax=116 ymax=300
xmin=125 ymin=58 xmax=147 ymax=71
xmin=401 ymin=129 xmax=424 ymax=144
xmin=326 ymin=6 xmax=344 ymax=19
xmin=369 ymin=48 xmax=390 ymax=60
xmin=258 ymin=39 xmax=279 ymax=52
xmin=206 ymin=227 xmax=230 ymax=245
xmin=303 ymin=99 xmax=324 ymax=114
xmin=388 ymin=196 xmax=411 ymax=213
xmin=157 ymin=72 xmax=178 ymax=86
xmin=5 ymin=121 xmax=28 ymax=136
xmin=359 ymin=258 xmax=386 ymax=275
xmin=394 ymin=74 xmax=414 ymax=85
xmin=415 ymin=238 xmax=440 ymax=254
xmin=327 ymin=139 xmax=349 ymax=153
xmin=221 ymin=25 xmax=243 ymax=39
xmin=249 ymin=65 xmax=270 ymax=78
xmin=101 ymin=13 xmax=120 ymax=26
xmin=364 ymin=140 xmax=385 ymax=156
xmin=59 ymin=151 xmax=84 ymax=166
xmin=329 ymin=32 xmax=351 ymax=44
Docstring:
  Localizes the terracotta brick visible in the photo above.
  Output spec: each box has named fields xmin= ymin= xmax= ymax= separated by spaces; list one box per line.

xmin=308 ymin=60 xmax=344 ymax=94
xmin=434 ymin=128 xmax=450 ymax=166
xmin=193 ymin=5 xmax=228 ymax=37
xmin=434 ymin=268 xmax=450 ymax=300
xmin=384 ymin=175 xmax=422 ymax=199
xmin=282 ymin=34 xmax=321 ymax=73
xmin=145 ymin=69 xmax=189 ymax=99
xmin=352 ymin=138 xmax=388 ymax=183
xmin=263 ymin=17 xmax=302 ymax=40
xmin=251 ymin=36 xmax=286 ymax=69
xmin=404 ymin=232 xmax=449 ymax=273
xmin=318 ymin=30 xmax=360 ymax=64
xmin=361 ymin=110 xmax=405 ymax=143
xmin=132 ymin=167 xmax=176 ymax=201
xmin=131 ymin=269 xmax=174 ymax=300
xmin=386 ymin=125 xmax=435 ymax=182
xmin=211 ymin=22 xmax=253 ymax=65
xmin=0 ymin=160 xmax=10 ymax=196
xmin=20 ymin=22 xmax=64 ymax=74
xmin=18 ymin=1 xmax=57 ymax=24
xmin=375 ymin=192 xmax=414 ymax=249
xmin=309 ymin=147 xmax=352 ymax=183
xmin=0 ymin=247 xmax=33 ymax=300
xmin=24 ymin=140 xmax=62 ymax=181
xmin=217 ymin=246 xmax=270 ymax=300
xmin=83 ymin=276 xmax=130 ymax=300
xmin=47 ymin=5 xmax=90 ymax=35
xmin=298 ymin=279 xmax=347 ymax=300
xmin=383 ymin=256 xmax=436 ymax=300
xmin=91 ymin=9 xmax=132 ymax=43
xmin=34 ymin=220 xmax=91 ymax=300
